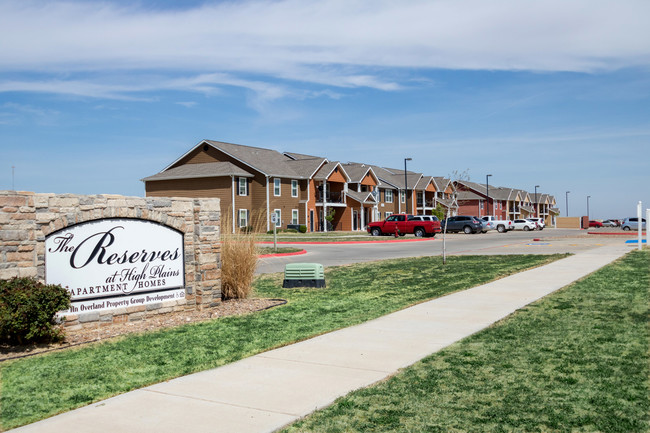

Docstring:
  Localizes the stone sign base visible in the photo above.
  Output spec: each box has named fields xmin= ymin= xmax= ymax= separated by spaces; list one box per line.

xmin=1 ymin=191 xmax=221 ymax=326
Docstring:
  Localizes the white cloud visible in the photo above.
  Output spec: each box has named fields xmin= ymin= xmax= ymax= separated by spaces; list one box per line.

xmin=0 ymin=0 xmax=648 ymax=103
xmin=175 ymin=101 xmax=197 ymax=108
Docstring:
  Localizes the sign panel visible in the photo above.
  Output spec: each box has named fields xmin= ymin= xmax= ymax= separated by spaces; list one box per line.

xmin=45 ymin=218 xmax=185 ymax=314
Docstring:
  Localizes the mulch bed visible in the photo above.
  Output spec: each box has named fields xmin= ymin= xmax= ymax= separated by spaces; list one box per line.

xmin=0 ymin=298 xmax=286 ymax=362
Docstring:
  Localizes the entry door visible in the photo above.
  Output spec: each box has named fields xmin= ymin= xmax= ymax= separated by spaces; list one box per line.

xmin=310 ymin=210 xmax=314 ymax=232
xmin=353 ymin=211 xmax=358 ymax=230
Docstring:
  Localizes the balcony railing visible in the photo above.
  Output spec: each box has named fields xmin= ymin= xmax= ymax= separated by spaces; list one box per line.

xmin=416 ymin=199 xmax=435 ymax=208
xmin=315 ymin=191 xmax=344 ymax=204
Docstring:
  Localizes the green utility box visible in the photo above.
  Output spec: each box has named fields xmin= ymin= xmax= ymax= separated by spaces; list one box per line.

xmin=282 ymin=263 xmax=326 ymax=288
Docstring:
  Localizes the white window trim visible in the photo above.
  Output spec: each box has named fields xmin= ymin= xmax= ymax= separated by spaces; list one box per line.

xmin=400 ymin=190 xmax=406 ymax=204
xmin=238 ymin=177 xmax=248 ymax=196
xmin=238 ymin=209 xmax=249 ymax=228
xmin=291 ymin=209 xmax=299 ymax=225
xmin=385 ymin=189 xmax=393 ymax=203
xmin=291 ymin=180 xmax=298 ymax=198
xmin=274 ymin=209 xmax=281 ymax=227
xmin=385 ymin=211 xmax=393 ymax=219
xmin=274 ymin=178 xmax=281 ymax=196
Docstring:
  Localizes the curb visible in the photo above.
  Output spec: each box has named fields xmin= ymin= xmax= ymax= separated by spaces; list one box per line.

xmin=258 ymin=249 xmax=308 ymax=258
xmin=258 ymin=237 xmax=436 ymax=245
xmin=587 ymin=231 xmax=646 ymax=236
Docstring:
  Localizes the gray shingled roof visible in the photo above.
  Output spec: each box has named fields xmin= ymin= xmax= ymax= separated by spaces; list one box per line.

xmin=313 ymin=161 xmax=351 ymax=182
xmin=340 ymin=163 xmax=376 ymax=184
xmin=204 ymin=140 xmax=305 ymax=178
xmin=415 ymin=176 xmax=436 ymax=191
xmin=457 ymin=190 xmax=483 ymax=200
xmin=142 ymin=161 xmax=253 ymax=182
xmin=432 ymin=177 xmax=451 ymax=192
xmin=457 ymin=180 xmax=488 ymax=196
xmin=287 ymin=158 xmax=327 ymax=178
xmin=284 ymin=152 xmax=324 ymax=160
xmin=346 ymin=190 xmax=377 ymax=204
xmin=486 ymin=187 xmax=513 ymax=201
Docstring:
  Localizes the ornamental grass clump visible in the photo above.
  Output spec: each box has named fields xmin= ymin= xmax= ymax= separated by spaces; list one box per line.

xmin=0 ymin=277 xmax=71 ymax=345
xmin=220 ymin=210 xmax=264 ymax=299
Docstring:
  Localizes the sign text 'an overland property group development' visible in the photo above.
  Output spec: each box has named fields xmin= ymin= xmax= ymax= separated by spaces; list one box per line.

xmin=45 ymin=218 xmax=185 ymax=314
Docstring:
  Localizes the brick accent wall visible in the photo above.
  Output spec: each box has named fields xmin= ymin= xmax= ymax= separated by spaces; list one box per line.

xmin=0 ymin=191 xmax=221 ymax=330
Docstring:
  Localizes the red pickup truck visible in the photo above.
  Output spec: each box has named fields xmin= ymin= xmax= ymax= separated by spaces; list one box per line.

xmin=367 ymin=214 xmax=441 ymax=238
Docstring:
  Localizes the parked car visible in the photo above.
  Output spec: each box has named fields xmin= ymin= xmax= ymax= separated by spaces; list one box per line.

xmin=474 ymin=216 xmax=492 ymax=233
xmin=408 ymin=215 xmax=439 ymax=222
xmin=527 ymin=218 xmax=545 ymax=230
xmin=367 ymin=213 xmax=441 ymax=237
xmin=481 ymin=216 xmax=514 ymax=233
xmin=601 ymin=220 xmax=618 ymax=227
xmin=513 ymin=219 xmax=537 ymax=231
xmin=621 ymin=217 xmax=647 ymax=231
xmin=588 ymin=220 xmax=603 ymax=228
xmin=441 ymin=216 xmax=483 ymax=234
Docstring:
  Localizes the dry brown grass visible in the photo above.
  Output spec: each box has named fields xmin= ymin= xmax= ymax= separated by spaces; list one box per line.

xmin=220 ymin=209 xmax=264 ymax=299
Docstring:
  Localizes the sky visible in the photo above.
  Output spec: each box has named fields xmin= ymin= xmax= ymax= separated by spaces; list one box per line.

xmin=1 ymin=0 xmax=649 ymax=220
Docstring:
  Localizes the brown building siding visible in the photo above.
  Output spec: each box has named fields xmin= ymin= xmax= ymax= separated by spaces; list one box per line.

xmin=146 ymin=177 xmax=232 ymax=202
xmin=269 ymin=177 xmax=304 ymax=228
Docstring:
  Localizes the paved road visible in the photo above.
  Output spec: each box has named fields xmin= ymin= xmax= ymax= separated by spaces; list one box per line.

xmin=257 ymin=229 xmax=629 ymax=274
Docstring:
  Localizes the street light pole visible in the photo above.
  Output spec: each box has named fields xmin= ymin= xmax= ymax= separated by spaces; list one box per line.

xmin=486 ymin=174 xmax=492 ymax=216
xmin=404 ymin=158 xmax=412 ymax=214
xmin=566 ymin=191 xmax=570 ymax=216
xmin=587 ymin=195 xmax=591 ymax=221
xmin=534 ymin=185 xmax=540 ymax=218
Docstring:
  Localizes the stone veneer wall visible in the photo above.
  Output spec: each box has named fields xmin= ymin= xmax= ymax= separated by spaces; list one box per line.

xmin=0 ymin=191 xmax=221 ymax=330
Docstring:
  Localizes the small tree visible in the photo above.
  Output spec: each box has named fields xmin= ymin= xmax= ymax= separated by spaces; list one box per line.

xmin=442 ymin=169 xmax=470 ymax=265
xmin=431 ymin=204 xmax=446 ymax=221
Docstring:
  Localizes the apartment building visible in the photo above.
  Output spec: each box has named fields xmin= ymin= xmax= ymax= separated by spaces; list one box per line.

xmin=143 ymin=139 xmax=560 ymax=231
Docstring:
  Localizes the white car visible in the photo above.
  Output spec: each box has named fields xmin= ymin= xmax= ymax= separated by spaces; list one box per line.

xmin=513 ymin=219 xmax=537 ymax=231
xmin=527 ymin=218 xmax=545 ymax=230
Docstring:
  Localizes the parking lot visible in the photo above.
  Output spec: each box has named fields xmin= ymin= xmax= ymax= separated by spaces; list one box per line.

xmin=256 ymin=229 xmax=632 ymax=274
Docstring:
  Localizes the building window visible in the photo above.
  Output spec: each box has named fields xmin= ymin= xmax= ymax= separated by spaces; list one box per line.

xmin=480 ymin=200 xmax=484 ymax=210
xmin=385 ymin=212 xmax=393 ymax=219
xmin=274 ymin=178 xmax=281 ymax=196
xmin=274 ymin=209 xmax=281 ymax=227
xmin=238 ymin=177 xmax=248 ymax=196
xmin=238 ymin=209 xmax=248 ymax=228
xmin=292 ymin=209 xmax=299 ymax=225
xmin=385 ymin=189 xmax=393 ymax=203
xmin=400 ymin=190 xmax=406 ymax=203
xmin=291 ymin=180 xmax=298 ymax=197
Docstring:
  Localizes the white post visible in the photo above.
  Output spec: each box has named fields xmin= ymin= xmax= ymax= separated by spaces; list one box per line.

xmin=323 ymin=181 xmax=327 ymax=232
xmin=637 ymin=201 xmax=642 ymax=251
xmin=231 ymin=176 xmax=236 ymax=234
xmin=646 ymin=208 xmax=649 ymax=248
xmin=266 ymin=176 xmax=270 ymax=232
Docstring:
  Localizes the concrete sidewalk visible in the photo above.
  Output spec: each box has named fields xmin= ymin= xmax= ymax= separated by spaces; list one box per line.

xmin=13 ymin=244 xmax=632 ymax=433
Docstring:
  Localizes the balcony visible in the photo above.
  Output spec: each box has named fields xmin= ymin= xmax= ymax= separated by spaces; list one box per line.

xmin=315 ymin=191 xmax=345 ymax=204
xmin=416 ymin=199 xmax=435 ymax=208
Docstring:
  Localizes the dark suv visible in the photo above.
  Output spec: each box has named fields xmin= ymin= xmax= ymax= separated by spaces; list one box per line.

xmin=441 ymin=215 xmax=483 ymax=234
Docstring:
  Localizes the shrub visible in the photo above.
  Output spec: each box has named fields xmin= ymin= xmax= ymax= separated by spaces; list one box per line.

xmin=221 ymin=210 xmax=265 ymax=300
xmin=299 ymin=225 xmax=307 ymax=233
xmin=0 ymin=277 xmax=71 ymax=345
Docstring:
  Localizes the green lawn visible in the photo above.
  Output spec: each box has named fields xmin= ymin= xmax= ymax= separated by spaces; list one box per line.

xmin=0 ymin=254 xmax=559 ymax=430
xmin=258 ymin=246 xmax=304 ymax=255
xmin=282 ymin=250 xmax=650 ymax=433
